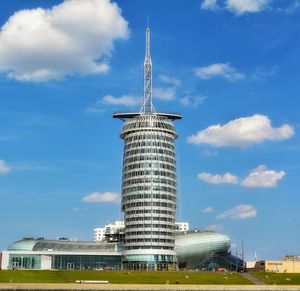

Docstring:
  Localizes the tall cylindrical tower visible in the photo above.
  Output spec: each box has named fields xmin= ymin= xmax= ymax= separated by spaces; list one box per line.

xmin=113 ymin=25 xmax=181 ymax=271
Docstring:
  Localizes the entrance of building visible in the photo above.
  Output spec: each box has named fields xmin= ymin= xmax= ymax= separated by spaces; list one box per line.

xmin=67 ymin=262 xmax=74 ymax=270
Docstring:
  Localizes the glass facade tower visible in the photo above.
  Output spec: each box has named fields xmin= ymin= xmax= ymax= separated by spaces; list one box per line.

xmin=113 ymin=26 xmax=181 ymax=270
xmin=120 ymin=115 xmax=179 ymax=270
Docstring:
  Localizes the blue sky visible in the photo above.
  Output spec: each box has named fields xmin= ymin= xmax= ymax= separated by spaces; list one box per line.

xmin=0 ymin=0 xmax=299 ymax=261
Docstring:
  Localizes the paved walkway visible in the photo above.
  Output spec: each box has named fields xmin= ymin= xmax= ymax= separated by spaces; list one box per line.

xmin=241 ymin=273 xmax=266 ymax=285
xmin=1 ymin=284 xmax=300 ymax=291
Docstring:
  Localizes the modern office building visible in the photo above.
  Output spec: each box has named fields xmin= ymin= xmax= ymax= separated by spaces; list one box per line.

xmin=1 ymin=232 xmax=239 ymax=271
xmin=113 ymin=26 xmax=181 ymax=271
xmin=175 ymin=231 xmax=243 ymax=270
xmin=94 ymin=221 xmax=125 ymax=242
xmin=1 ymin=238 xmax=122 ymax=270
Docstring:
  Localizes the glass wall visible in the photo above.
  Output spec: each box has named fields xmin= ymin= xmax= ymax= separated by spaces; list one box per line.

xmin=52 ymin=255 xmax=121 ymax=270
xmin=9 ymin=254 xmax=41 ymax=269
xmin=122 ymin=254 xmax=177 ymax=271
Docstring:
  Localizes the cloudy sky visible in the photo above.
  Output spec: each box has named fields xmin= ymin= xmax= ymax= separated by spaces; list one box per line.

xmin=0 ymin=0 xmax=299 ymax=260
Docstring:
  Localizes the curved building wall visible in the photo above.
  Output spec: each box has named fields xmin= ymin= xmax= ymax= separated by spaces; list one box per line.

xmin=120 ymin=114 xmax=178 ymax=270
xmin=175 ymin=232 xmax=230 ymax=269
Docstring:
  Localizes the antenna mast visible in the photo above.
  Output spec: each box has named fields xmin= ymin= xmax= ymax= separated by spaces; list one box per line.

xmin=141 ymin=21 xmax=154 ymax=113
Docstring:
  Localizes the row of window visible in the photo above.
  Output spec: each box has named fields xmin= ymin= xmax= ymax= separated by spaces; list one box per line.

xmin=125 ymin=216 xmax=175 ymax=223
xmin=123 ymin=193 xmax=176 ymax=202
xmin=123 ymin=170 xmax=176 ymax=180
xmin=123 ymin=121 xmax=175 ymax=132
xmin=124 ymin=148 xmax=175 ymax=158
xmin=125 ymin=246 xmax=173 ymax=250
xmin=125 ymin=141 xmax=174 ymax=151
xmin=125 ymin=223 xmax=174 ymax=230
xmin=125 ymin=231 xmax=173 ymax=236
xmin=122 ymin=186 xmax=176 ymax=195
xmin=122 ymin=177 xmax=176 ymax=188
xmin=124 ymin=155 xmax=175 ymax=165
xmin=125 ymin=238 xmax=174 ymax=244
xmin=124 ymin=163 xmax=176 ymax=172
xmin=126 ymin=209 xmax=175 ymax=216
xmin=124 ymin=201 xmax=176 ymax=209
xmin=125 ymin=133 xmax=174 ymax=143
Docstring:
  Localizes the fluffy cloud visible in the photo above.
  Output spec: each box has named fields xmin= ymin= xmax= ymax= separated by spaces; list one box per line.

xmin=198 ymin=165 xmax=285 ymax=188
xmin=0 ymin=0 xmax=128 ymax=81
xmin=101 ymin=95 xmax=141 ymax=106
xmin=195 ymin=63 xmax=245 ymax=81
xmin=217 ymin=204 xmax=257 ymax=220
xmin=180 ymin=96 xmax=206 ymax=107
xmin=187 ymin=114 xmax=294 ymax=148
xmin=202 ymin=207 xmax=214 ymax=213
xmin=226 ymin=0 xmax=270 ymax=15
xmin=158 ymin=75 xmax=181 ymax=86
xmin=153 ymin=87 xmax=176 ymax=101
xmin=201 ymin=0 xmax=220 ymax=10
xmin=241 ymin=165 xmax=285 ymax=188
xmin=201 ymin=0 xmax=270 ymax=14
xmin=198 ymin=172 xmax=238 ymax=185
xmin=0 ymin=160 xmax=11 ymax=175
xmin=82 ymin=192 xmax=120 ymax=204
xmin=86 ymin=94 xmax=141 ymax=113
xmin=206 ymin=224 xmax=224 ymax=231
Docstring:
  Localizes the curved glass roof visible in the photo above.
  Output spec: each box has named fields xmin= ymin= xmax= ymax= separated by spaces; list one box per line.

xmin=8 ymin=239 xmax=117 ymax=252
xmin=8 ymin=240 xmax=37 ymax=251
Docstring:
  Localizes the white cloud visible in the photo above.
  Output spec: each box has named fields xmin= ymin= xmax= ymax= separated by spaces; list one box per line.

xmin=251 ymin=66 xmax=278 ymax=81
xmin=101 ymin=95 xmax=141 ymax=106
xmin=158 ymin=75 xmax=181 ymax=86
xmin=217 ymin=204 xmax=257 ymax=220
xmin=201 ymin=0 xmax=220 ymax=10
xmin=206 ymin=224 xmax=224 ymax=231
xmin=198 ymin=172 xmax=239 ymax=185
xmin=187 ymin=114 xmax=294 ymax=148
xmin=0 ymin=160 xmax=11 ymax=175
xmin=195 ymin=63 xmax=245 ymax=81
xmin=82 ymin=192 xmax=120 ymax=204
xmin=202 ymin=207 xmax=214 ymax=213
xmin=180 ymin=96 xmax=206 ymax=107
xmin=153 ymin=87 xmax=176 ymax=101
xmin=0 ymin=0 xmax=128 ymax=81
xmin=86 ymin=94 xmax=141 ymax=113
xmin=226 ymin=0 xmax=270 ymax=15
xmin=201 ymin=150 xmax=218 ymax=157
xmin=241 ymin=165 xmax=285 ymax=188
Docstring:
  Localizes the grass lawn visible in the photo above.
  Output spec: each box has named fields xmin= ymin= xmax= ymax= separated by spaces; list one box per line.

xmin=252 ymin=272 xmax=300 ymax=285
xmin=0 ymin=270 xmax=252 ymax=285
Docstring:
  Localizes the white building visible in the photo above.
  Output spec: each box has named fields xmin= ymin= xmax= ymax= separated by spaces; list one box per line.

xmin=175 ymin=222 xmax=189 ymax=232
xmin=94 ymin=227 xmax=105 ymax=242
xmin=94 ymin=221 xmax=125 ymax=242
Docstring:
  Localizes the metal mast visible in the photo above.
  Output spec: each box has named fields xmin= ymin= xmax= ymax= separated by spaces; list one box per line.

xmin=141 ymin=24 xmax=154 ymax=113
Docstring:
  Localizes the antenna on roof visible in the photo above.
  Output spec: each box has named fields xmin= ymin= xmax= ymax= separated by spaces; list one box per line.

xmin=141 ymin=16 xmax=155 ymax=114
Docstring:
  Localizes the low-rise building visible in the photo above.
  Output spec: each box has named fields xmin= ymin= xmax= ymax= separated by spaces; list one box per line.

xmin=175 ymin=222 xmax=189 ymax=233
xmin=252 ymin=258 xmax=300 ymax=273
xmin=1 ymin=231 xmax=241 ymax=271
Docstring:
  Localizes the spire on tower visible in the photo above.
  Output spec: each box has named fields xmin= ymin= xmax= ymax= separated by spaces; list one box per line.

xmin=141 ymin=21 xmax=154 ymax=114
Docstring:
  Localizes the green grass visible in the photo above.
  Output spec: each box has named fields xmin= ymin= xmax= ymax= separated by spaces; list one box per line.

xmin=0 ymin=270 xmax=252 ymax=285
xmin=252 ymin=272 xmax=300 ymax=285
